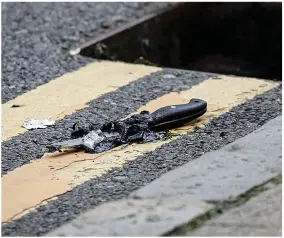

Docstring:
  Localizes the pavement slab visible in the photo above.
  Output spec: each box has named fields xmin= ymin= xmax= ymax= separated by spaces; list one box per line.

xmin=190 ymin=184 xmax=282 ymax=236
xmin=46 ymin=195 xmax=213 ymax=236
xmin=131 ymin=116 xmax=282 ymax=202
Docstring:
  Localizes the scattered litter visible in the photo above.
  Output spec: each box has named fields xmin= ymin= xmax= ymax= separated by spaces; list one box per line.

xmin=163 ymin=74 xmax=176 ymax=79
xmin=11 ymin=104 xmax=21 ymax=108
xmin=69 ymin=47 xmax=81 ymax=56
xmin=82 ymin=130 xmax=105 ymax=150
xmin=48 ymin=98 xmax=207 ymax=153
xmin=22 ymin=119 xmax=55 ymax=130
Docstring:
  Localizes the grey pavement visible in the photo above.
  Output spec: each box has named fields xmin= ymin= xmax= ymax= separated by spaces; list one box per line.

xmin=190 ymin=184 xmax=282 ymax=236
xmin=46 ymin=116 xmax=282 ymax=236
xmin=132 ymin=116 xmax=282 ymax=202
xmin=46 ymin=195 xmax=213 ymax=236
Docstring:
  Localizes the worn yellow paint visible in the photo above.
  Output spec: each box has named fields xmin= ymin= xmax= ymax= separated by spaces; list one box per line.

xmin=2 ymin=76 xmax=278 ymax=223
xmin=2 ymin=61 xmax=161 ymax=141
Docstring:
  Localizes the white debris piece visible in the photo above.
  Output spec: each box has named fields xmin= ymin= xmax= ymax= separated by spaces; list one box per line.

xmin=69 ymin=47 xmax=81 ymax=56
xmin=82 ymin=130 xmax=105 ymax=150
xmin=22 ymin=119 xmax=55 ymax=130
xmin=163 ymin=74 xmax=176 ymax=79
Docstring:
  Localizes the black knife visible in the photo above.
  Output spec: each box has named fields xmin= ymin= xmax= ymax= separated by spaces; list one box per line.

xmin=150 ymin=98 xmax=207 ymax=130
xmin=48 ymin=98 xmax=207 ymax=152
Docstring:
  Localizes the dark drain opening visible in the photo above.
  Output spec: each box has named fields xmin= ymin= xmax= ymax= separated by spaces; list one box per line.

xmin=79 ymin=2 xmax=282 ymax=80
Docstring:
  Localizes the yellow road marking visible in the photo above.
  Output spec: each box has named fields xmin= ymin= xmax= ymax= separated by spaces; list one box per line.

xmin=2 ymin=76 xmax=278 ymax=223
xmin=2 ymin=61 xmax=161 ymax=141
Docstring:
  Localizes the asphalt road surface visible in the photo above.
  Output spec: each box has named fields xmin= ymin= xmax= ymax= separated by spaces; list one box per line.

xmin=2 ymin=2 xmax=282 ymax=236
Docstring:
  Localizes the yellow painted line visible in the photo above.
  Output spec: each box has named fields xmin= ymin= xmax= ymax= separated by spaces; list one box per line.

xmin=2 ymin=61 xmax=161 ymax=141
xmin=2 ymin=76 xmax=278 ymax=223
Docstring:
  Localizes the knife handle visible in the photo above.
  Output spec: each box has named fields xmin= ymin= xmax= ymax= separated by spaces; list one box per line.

xmin=150 ymin=98 xmax=207 ymax=130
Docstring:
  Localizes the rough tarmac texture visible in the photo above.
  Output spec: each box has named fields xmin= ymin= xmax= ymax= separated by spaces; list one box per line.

xmin=132 ymin=116 xmax=282 ymax=201
xmin=2 ymin=69 xmax=214 ymax=175
xmin=190 ymin=185 xmax=282 ymax=236
xmin=2 ymin=3 xmax=282 ymax=237
xmin=2 ymin=2 xmax=173 ymax=103
xmin=2 ymin=85 xmax=281 ymax=236
xmin=47 ymin=117 xmax=281 ymax=236
xmin=47 ymin=195 xmax=213 ymax=236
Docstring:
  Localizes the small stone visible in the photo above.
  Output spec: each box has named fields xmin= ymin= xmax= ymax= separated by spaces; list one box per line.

xmin=113 ymin=176 xmax=128 ymax=182
xmin=220 ymin=131 xmax=226 ymax=137
xmin=163 ymin=74 xmax=176 ymax=79
xmin=101 ymin=21 xmax=110 ymax=29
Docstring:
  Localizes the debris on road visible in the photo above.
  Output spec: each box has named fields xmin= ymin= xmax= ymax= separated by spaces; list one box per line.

xmin=48 ymin=98 xmax=207 ymax=153
xmin=22 ymin=119 xmax=55 ymax=130
xmin=11 ymin=104 xmax=21 ymax=108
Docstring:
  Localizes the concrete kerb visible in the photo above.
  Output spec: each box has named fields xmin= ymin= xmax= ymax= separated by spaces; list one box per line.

xmin=46 ymin=115 xmax=282 ymax=236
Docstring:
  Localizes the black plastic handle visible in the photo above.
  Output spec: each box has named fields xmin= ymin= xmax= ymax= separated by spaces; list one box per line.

xmin=149 ymin=98 xmax=207 ymax=130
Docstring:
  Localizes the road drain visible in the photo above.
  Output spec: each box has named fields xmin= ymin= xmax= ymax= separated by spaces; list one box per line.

xmin=75 ymin=3 xmax=282 ymax=80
